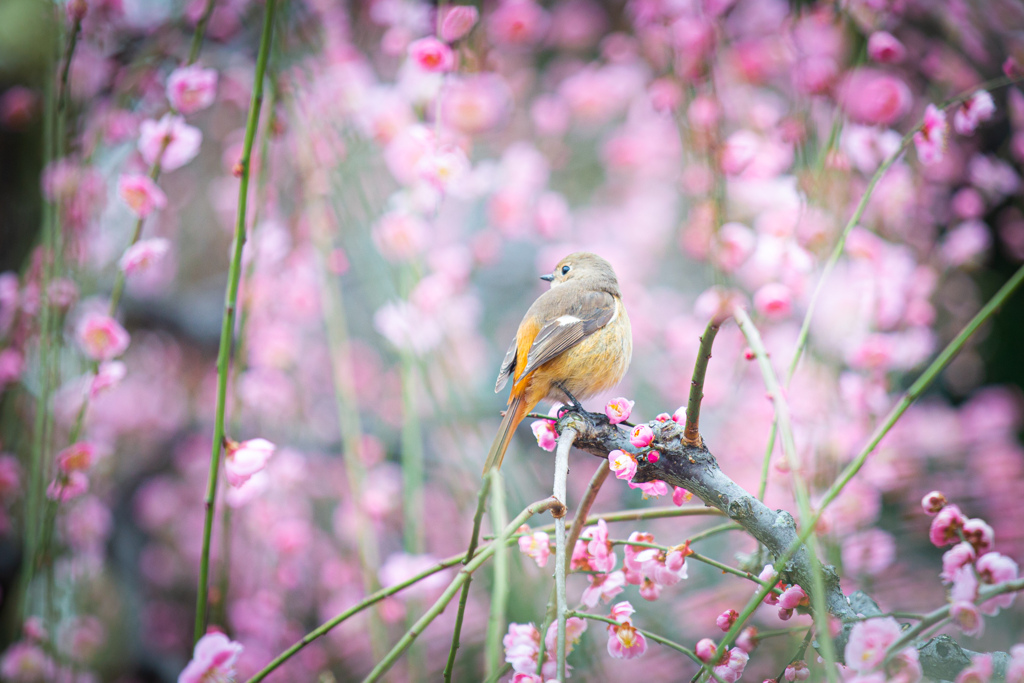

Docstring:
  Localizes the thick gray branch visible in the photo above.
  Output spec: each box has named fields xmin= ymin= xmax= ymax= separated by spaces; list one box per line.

xmin=558 ymin=411 xmax=1015 ymax=681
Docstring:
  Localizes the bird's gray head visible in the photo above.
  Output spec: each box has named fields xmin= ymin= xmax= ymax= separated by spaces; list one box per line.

xmin=540 ymin=252 xmax=621 ymax=295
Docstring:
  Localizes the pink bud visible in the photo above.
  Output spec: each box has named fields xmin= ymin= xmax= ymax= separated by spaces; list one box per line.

xmin=630 ymin=424 xmax=654 ymax=448
xmin=695 ymin=637 xmax=718 ymax=662
xmin=672 ymin=487 xmax=692 ymax=506
xmin=716 ymin=609 xmax=738 ymax=631
xmin=778 ymin=584 xmax=808 ymax=610
xmin=753 ymin=283 xmax=793 ymax=319
xmin=408 ymin=37 xmax=455 ymax=73
xmin=531 ymin=420 xmax=558 ymax=451
xmin=921 ymin=490 xmax=947 ymax=515
xmin=962 ymin=518 xmax=995 ymax=554
xmin=929 ymin=504 xmax=966 ymax=547
xmin=867 ymin=32 xmax=905 ymax=64
xmin=440 ymin=5 xmax=479 ymax=42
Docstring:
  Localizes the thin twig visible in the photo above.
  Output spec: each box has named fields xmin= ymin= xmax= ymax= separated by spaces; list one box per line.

xmin=683 ymin=316 xmax=726 ymax=446
xmin=552 ymin=428 xmax=575 ymax=682
xmin=444 ymin=473 xmax=494 ymax=681
xmin=485 ymin=470 xmax=509 ymax=676
xmin=357 ymin=498 xmax=562 ymax=683
xmin=194 ymin=0 xmax=276 ymax=643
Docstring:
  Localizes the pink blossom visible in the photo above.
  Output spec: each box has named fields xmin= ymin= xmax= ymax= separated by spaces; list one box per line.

xmin=0 ymin=349 xmax=23 ymax=387
xmin=778 ymin=584 xmax=807 ymax=610
xmin=608 ymin=450 xmax=637 ymax=481
xmin=117 ymin=174 xmax=167 ymax=218
xmin=581 ymin=569 xmax=625 ymax=607
xmin=544 ymin=616 xmax=587 ymax=655
xmin=120 ymin=238 xmax=171 ymax=276
xmin=531 ymin=420 xmax=558 ymax=451
xmin=921 ymin=490 xmax=947 ymax=514
xmin=416 ymin=144 xmax=469 ymax=191
xmin=639 ymin=576 xmax=661 ymax=601
xmin=940 ymin=221 xmax=991 ymax=268
xmin=671 ymin=405 xmax=686 ymax=423
xmin=0 ymin=641 xmax=56 ymax=681
xmin=440 ymin=5 xmax=479 ymax=42
xmin=962 ymin=518 xmax=995 ymax=553
xmin=929 ymin=504 xmax=966 ymax=546
xmin=714 ymin=222 xmax=756 ymax=271
xmin=56 ymin=442 xmax=96 ymax=473
xmin=714 ymin=648 xmax=749 ymax=683
xmin=531 ymin=94 xmax=570 ymax=136
xmin=511 ymin=674 xmax=542 ymax=683
xmin=888 ymin=646 xmax=923 ymax=683
xmin=630 ymin=423 xmax=654 ymax=448
xmin=672 ymin=487 xmax=692 ymax=506
xmin=178 ymin=631 xmax=243 ymax=683
xmin=844 ymin=617 xmax=901 ymax=673
xmin=913 ymin=104 xmax=947 ymax=165
xmin=585 ymin=519 xmax=616 ymax=573
xmin=606 ymin=620 xmax=646 ymax=659
xmin=91 ymin=360 xmax=126 ymax=397
xmin=224 ymin=438 xmax=276 ymax=487
xmin=839 ymin=69 xmax=912 ymax=126
xmin=956 ymin=654 xmax=993 ymax=683
xmin=1006 ymin=644 xmax=1024 ymax=683
xmin=610 ymin=601 xmax=634 ymax=623
xmin=166 ymin=64 xmax=218 ymax=115
xmin=627 ymin=479 xmax=669 ymax=498
xmin=76 ymin=313 xmax=130 ymax=361
xmin=785 ymin=660 xmax=810 ymax=681
xmin=47 ymin=471 xmax=88 ymax=502
xmin=867 ymin=32 xmax=905 ymax=64
xmin=138 ymin=114 xmax=202 ymax=171
xmin=950 ymin=566 xmax=984 ymax=636
xmin=941 ymin=543 xmax=977 ymax=583
xmin=517 ymin=528 xmax=550 ymax=567
xmin=976 ymin=552 xmax=1019 ymax=614
xmin=408 ymin=37 xmax=455 ymax=73
xmin=696 ymin=637 xmax=717 ymax=662
xmin=503 ymin=623 xmax=541 ymax=673
xmin=649 ymin=78 xmax=682 ymax=112
xmin=736 ymin=627 xmax=758 ymax=653
xmin=954 ymin=91 xmax=996 ymax=136
xmin=605 ymin=397 xmax=634 ymax=424
xmin=441 ymin=74 xmax=513 ymax=134
xmin=717 ymin=609 xmax=738 ymax=631
xmin=372 ymin=211 xmax=429 ymax=262
xmin=753 ymin=282 xmax=793 ymax=319
xmin=488 ymin=0 xmax=549 ymax=48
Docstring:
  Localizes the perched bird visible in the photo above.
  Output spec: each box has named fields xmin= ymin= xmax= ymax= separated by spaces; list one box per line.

xmin=484 ymin=252 xmax=632 ymax=472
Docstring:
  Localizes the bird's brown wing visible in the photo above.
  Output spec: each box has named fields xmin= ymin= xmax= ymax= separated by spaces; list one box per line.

xmin=518 ymin=289 xmax=616 ymax=379
xmin=494 ymin=338 xmax=518 ymax=393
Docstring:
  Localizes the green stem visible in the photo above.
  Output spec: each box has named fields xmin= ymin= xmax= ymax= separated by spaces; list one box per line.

xmin=357 ymin=498 xmax=561 ymax=683
xmin=443 ymin=472 xmax=494 ymax=682
xmin=194 ymin=0 xmax=276 ymax=643
xmin=733 ymin=307 xmax=837 ymax=682
xmin=484 ymin=470 xmax=508 ymax=677
xmin=187 ymin=0 xmax=219 ymax=65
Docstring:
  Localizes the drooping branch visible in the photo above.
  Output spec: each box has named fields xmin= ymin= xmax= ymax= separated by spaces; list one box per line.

xmin=557 ymin=409 xmax=1023 ymax=680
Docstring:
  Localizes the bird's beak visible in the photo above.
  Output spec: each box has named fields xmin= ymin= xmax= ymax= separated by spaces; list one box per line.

xmin=540 ymin=274 xmax=555 ymax=282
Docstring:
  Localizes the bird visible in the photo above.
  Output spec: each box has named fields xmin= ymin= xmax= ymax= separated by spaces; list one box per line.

xmin=483 ymin=252 xmax=632 ymax=473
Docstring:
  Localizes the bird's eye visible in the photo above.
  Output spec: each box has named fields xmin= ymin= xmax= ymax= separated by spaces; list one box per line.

xmin=561 ymin=265 xmax=571 ymax=275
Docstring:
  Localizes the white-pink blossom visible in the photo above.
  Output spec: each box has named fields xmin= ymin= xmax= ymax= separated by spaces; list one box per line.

xmin=166 ymin=64 xmax=218 ymax=115
xmin=138 ymin=114 xmax=202 ymax=171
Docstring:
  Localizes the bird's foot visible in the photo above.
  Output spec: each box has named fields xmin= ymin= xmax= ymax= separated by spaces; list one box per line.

xmin=555 ymin=383 xmax=605 ymax=423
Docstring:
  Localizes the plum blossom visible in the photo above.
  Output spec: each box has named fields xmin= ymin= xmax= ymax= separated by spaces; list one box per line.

xmin=844 ymin=617 xmax=902 ymax=673
xmin=714 ymin=647 xmax=749 ymax=683
xmin=1006 ymin=644 xmax=1024 ymax=683
xmin=976 ymin=552 xmax=1019 ymax=614
xmin=544 ymin=617 xmax=587 ymax=656
xmin=47 ymin=471 xmax=88 ymax=501
xmin=504 ymin=623 xmax=541 ymax=674
xmin=581 ymin=569 xmax=625 ymax=607
xmin=777 ymin=584 xmax=808 ymax=621
xmin=962 ymin=518 xmax=994 ymax=553
xmin=672 ymin=486 xmax=692 ymax=506
xmin=840 ymin=69 xmax=912 ymax=125
xmin=696 ymin=638 xmax=717 ymax=662
xmin=178 ymin=631 xmax=243 ymax=683
xmin=408 ymin=37 xmax=454 ymax=73
xmin=954 ymin=91 xmax=996 ymax=136
xmin=166 ymin=64 xmax=218 ymax=114
xmin=940 ymin=542 xmax=976 ymax=583
xmin=629 ymin=424 xmax=653 ymax=448
xmin=488 ymin=0 xmax=549 ymax=47
xmin=929 ymin=504 xmax=966 ymax=546
xmin=76 ymin=313 xmax=130 ymax=361
xmin=913 ymin=104 xmax=947 ymax=165
xmin=118 ymin=174 xmax=167 ymax=217
xmin=717 ymin=609 xmax=738 ymax=631
xmin=608 ymin=450 xmax=637 ymax=481
xmin=950 ymin=566 xmax=984 ymax=637
xmin=531 ymin=420 xmax=558 ymax=451
xmin=867 ymin=31 xmax=905 ymax=63
xmin=372 ymin=211 xmax=429 ymax=261
xmin=753 ymin=282 xmax=793 ymax=319
xmin=0 ymin=641 xmax=56 ymax=681
xmin=786 ymin=660 xmax=810 ymax=681
xmin=606 ymin=601 xmax=646 ymax=659
xmin=517 ymin=527 xmax=550 ymax=567
xmin=138 ymin=114 xmax=202 ymax=171
xmin=441 ymin=5 xmax=479 ymax=41
xmin=921 ymin=490 xmax=946 ymax=514
xmin=956 ymin=654 xmax=993 ymax=683
xmin=605 ymin=397 xmax=633 ymax=424
xmin=224 ymin=438 xmax=276 ymax=487
xmin=56 ymin=442 xmax=96 ymax=473
xmin=120 ymin=238 xmax=171 ymax=276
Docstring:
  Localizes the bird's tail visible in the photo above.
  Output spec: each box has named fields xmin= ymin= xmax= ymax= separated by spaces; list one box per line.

xmin=483 ymin=392 xmax=529 ymax=474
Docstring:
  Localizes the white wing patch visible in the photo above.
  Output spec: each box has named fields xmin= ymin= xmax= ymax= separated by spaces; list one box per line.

xmin=556 ymin=315 xmax=582 ymax=325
